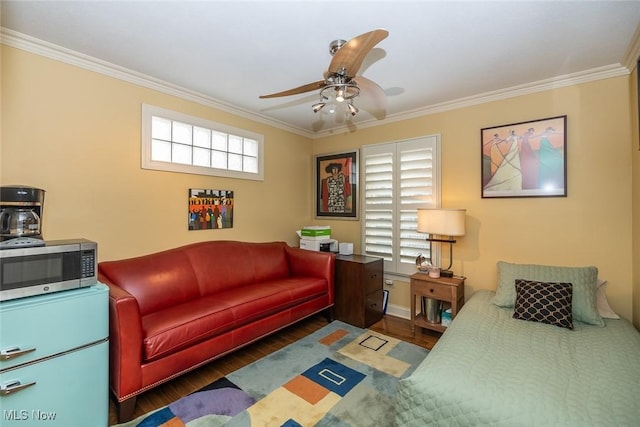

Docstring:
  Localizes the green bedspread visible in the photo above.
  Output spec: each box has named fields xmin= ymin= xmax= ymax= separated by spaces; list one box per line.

xmin=395 ymin=290 xmax=640 ymax=426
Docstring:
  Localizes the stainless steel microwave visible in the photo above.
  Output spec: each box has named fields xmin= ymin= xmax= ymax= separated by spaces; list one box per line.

xmin=0 ymin=238 xmax=97 ymax=302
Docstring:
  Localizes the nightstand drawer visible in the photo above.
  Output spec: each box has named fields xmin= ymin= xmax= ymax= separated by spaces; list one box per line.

xmin=420 ymin=282 xmax=453 ymax=300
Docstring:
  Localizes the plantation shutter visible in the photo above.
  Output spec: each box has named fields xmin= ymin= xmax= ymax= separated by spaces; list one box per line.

xmin=363 ymin=147 xmax=394 ymax=262
xmin=362 ymin=135 xmax=441 ymax=276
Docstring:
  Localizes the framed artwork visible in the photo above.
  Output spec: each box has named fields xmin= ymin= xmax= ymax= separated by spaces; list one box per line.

xmin=315 ymin=150 xmax=358 ymax=219
xmin=481 ymin=115 xmax=567 ymax=198
xmin=188 ymin=189 xmax=234 ymax=230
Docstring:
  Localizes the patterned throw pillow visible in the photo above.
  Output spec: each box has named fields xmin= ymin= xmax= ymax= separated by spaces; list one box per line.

xmin=513 ymin=279 xmax=574 ymax=329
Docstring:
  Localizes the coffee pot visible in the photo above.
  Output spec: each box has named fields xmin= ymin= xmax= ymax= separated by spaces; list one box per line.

xmin=0 ymin=208 xmax=41 ymax=238
xmin=0 ymin=186 xmax=45 ymax=248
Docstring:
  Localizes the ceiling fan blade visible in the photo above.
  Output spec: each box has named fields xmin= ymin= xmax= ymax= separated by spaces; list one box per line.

xmin=354 ymin=76 xmax=387 ymax=119
xmin=259 ymin=80 xmax=327 ymax=98
xmin=328 ymin=29 xmax=389 ymax=78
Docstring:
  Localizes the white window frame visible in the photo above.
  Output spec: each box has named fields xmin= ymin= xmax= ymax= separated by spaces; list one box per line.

xmin=141 ymin=104 xmax=264 ymax=181
xmin=361 ymin=135 xmax=442 ymax=277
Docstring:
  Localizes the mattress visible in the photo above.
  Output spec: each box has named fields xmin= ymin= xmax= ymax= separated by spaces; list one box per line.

xmin=395 ymin=290 xmax=640 ymax=426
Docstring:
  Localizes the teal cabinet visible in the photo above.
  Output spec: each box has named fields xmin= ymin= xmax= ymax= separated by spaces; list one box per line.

xmin=0 ymin=284 xmax=108 ymax=426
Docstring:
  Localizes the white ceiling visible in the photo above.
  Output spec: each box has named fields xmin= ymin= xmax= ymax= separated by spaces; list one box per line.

xmin=2 ymin=1 xmax=640 ymax=137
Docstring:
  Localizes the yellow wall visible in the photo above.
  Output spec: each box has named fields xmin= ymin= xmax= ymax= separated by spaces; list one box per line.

xmin=314 ymin=77 xmax=635 ymax=322
xmin=2 ymin=45 xmax=637 ymax=324
xmin=1 ymin=46 xmax=313 ymax=262
xmin=631 ymin=65 xmax=640 ymax=330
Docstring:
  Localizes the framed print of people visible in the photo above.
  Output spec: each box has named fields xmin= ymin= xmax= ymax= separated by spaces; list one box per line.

xmin=188 ymin=189 xmax=234 ymax=230
xmin=315 ymin=150 xmax=358 ymax=219
xmin=481 ymin=115 xmax=567 ymax=198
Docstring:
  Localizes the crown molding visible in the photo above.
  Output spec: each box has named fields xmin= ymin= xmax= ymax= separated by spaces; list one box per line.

xmin=0 ymin=28 xmax=316 ymax=139
xmin=314 ymin=63 xmax=630 ymax=138
xmin=2 ymin=28 xmax=632 ymax=140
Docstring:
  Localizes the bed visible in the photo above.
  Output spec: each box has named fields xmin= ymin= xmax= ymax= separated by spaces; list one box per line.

xmin=395 ymin=262 xmax=640 ymax=426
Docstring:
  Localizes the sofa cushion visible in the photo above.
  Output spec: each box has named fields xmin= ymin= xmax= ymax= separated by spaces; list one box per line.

xmin=141 ymin=276 xmax=327 ymax=362
xmin=226 ymin=277 xmax=328 ymax=326
xmin=141 ymin=297 xmax=236 ymax=362
xmin=99 ymin=248 xmax=200 ymax=316
xmin=183 ymin=241 xmax=291 ymax=295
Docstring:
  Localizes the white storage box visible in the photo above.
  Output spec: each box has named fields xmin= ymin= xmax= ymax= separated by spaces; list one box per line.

xmin=339 ymin=242 xmax=354 ymax=255
xmin=299 ymin=238 xmax=335 ymax=251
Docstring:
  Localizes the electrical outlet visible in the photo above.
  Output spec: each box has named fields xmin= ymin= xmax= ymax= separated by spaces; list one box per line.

xmin=384 ymin=279 xmax=394 ymax=286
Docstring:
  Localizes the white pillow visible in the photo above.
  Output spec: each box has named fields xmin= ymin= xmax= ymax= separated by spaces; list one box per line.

xmin=596 ymin=279 xmax=620 ymax=319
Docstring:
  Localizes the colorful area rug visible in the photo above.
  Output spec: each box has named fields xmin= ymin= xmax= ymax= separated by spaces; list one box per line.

xmin=113 ymin=320 xmax=429 ymax=427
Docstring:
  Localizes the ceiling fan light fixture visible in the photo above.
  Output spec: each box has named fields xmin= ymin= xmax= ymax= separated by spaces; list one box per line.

xmin=259 ymin=29 xmax=389 ymax=123
xmin=312 ymin=101 xmax=326 ymax=113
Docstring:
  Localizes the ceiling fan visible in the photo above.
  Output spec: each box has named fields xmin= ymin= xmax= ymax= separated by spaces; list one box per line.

xmin=259 ymin=29 xmax=389 ymax=117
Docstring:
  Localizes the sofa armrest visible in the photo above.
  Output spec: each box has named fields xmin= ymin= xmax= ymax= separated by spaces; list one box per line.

xmin=103 ymin=280 xmax=144 ymax=400
xmin=285 ymin=246 xmax=335 ymax=303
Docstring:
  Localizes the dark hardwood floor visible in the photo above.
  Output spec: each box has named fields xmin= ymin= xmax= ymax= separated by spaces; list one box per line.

xmin=108 ymin=314 xmax=441 ymax=425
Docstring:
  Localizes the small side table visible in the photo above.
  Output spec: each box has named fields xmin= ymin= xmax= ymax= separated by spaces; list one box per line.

xmin=410 ymin=273 xmax=465 ymax=333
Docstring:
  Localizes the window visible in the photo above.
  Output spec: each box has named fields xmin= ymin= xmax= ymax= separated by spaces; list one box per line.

xmin=141 ymin=104 xmax=264 ymax=180
xmin=361 ymin=135 xmax=441 ymax=276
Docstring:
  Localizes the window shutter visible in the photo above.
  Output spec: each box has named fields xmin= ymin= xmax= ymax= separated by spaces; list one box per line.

xmin=363 ymin=149 xmax=394 ymax=262
xmin=362 ymin=136 xmax=441 ymax=276
xmin=399 ymin=144 xmax=435 ymax=272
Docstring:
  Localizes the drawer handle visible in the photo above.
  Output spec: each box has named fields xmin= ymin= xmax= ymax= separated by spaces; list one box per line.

xmin=430 ymin=289 xmax=435 ymax=293
xmin=1 ymin=346 xmax=36 ymax=361
xmin=0 ymin=380 xmax=36 ymax=396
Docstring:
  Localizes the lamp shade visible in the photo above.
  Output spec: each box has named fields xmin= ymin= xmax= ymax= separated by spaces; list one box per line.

xmin=417 ymin=208 xmax=466 ymax=236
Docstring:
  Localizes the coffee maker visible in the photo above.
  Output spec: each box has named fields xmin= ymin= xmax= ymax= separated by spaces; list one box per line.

xmin=0 ymin=186 xmax=46 ymax=248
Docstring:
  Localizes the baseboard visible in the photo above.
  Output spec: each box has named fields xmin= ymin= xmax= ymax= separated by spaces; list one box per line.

xmin=385 ymin=303 xmax=410 ymax=320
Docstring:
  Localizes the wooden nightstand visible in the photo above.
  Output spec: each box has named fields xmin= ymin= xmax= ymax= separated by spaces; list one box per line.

xmin=333 ymin=254 xmax=384 ymax=328
xmin=410 ymin=273 xmax=465 ymax=333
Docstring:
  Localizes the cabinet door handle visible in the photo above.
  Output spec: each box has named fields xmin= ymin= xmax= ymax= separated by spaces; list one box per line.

xmin=0 ymin=380 xmax=36 ymax=396
xmin=0 ymin=346 xmax=36 ymax=361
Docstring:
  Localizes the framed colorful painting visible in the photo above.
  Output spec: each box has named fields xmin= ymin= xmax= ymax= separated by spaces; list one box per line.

xmin=188 ymin=189 xmax=234 ymax=230
xmin=315 ymin=150 xmax=358 ymax=219
xmin=481 ymin=115 xmax=567 ymax=198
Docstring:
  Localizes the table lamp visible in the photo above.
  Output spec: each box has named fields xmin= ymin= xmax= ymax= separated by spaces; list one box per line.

xmin=417 ymin=208 xmax=466 ymax=277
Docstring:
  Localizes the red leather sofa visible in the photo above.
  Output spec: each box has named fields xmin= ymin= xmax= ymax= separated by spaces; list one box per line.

xmin=98 ymin=240 xmax=335 ymax=422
